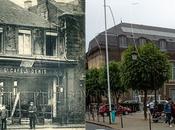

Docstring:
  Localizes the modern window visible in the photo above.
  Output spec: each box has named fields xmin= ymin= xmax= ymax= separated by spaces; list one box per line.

xmin=119 ymin=35 xmax=127 ymax=48
xmin=46 ymin=32 xmax=57 ymax=56
xmin=139 ymin=37 xmax=147 ymax=46
xmin=172 ymin=63 xmax=175 ymax=80
xmin=0 ymin=28 xmax=3 ymax=53
xmin=159 ymin=39 xmax=166 ymax=50
xmin=18 ymin=30 xmax=31 ymax=55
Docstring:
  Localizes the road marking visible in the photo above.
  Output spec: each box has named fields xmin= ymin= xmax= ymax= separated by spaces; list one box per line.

xmin=96 ymin=129 xmax=106 ymax=130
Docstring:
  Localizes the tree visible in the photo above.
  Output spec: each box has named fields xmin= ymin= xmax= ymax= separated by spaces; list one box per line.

xmin=86 ymin=68 xmax=104 ymax=106
xmin=100 ymin=61 xmax=127 ymax=105
xmin=120 ymin=43 xmax=171 ymax=119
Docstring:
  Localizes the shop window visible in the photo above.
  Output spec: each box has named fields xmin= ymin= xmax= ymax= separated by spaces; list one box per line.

xmin=119 ymin=35 xmax=127 ymax=48
xmin=159 ymin=39 xmax=166 ymax=50
xmin=46 ymin=32 xmax=57 ymax=56
xmin=18 ymin=30 xmax=31 ymax=55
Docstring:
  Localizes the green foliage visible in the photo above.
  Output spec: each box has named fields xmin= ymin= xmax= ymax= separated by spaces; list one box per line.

xmin=86 ymin=68 xmax=103 ymax=95
xmin=121 ymin=43 xmax=171 ymax=91
xmin=101 ymin=61 xmax=126 ymax=93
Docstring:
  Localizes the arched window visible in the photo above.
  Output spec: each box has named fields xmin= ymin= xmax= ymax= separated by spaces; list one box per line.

xmin=159 ymin=39 xmax=166 ymax=50
xmin=138 ymin=37 xmax=147 ymax=46
xmin=119 ymin=35 xmax=127 ymax=48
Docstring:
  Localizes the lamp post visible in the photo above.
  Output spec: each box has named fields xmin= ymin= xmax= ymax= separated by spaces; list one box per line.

xmin=104 ymin=0 xmax=112 ymax=124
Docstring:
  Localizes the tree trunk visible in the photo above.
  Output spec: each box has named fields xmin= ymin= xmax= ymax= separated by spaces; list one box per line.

xmin=143 ymin=90 xmax=148 ymax=120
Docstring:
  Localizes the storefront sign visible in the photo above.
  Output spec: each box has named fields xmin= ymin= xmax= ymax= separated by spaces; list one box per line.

xmin=0 ymin=67 xmax=47 ymax=75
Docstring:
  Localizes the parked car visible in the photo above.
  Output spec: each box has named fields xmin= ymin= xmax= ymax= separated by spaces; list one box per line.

xmin=147 ymin=100 xmax=168 ymax=107
xmin=117 ymin=105 xmax=132 ymax=115
xmin=99 ymin=104 xmax=131 ymax=116
xmin=122 ymin=100 xmax=139 ymax=104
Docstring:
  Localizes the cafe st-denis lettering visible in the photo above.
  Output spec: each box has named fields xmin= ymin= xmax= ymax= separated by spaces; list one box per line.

xmin=0 ymin=67 xmax=47 ymax=75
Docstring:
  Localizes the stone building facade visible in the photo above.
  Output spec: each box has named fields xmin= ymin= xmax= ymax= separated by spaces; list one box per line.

xmin=87 ymin=22 xmax=175 ymax=101
xmin=0 ymin=0 xmax=85 ymax=124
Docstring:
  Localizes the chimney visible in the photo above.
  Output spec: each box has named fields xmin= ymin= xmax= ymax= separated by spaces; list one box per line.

xmin=24 ymin=0 xmax=32 ymax=9
xmin=37 ymin=0 xmax=47 ymax=5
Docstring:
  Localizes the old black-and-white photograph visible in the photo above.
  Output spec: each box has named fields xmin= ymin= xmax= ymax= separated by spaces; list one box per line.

xmin=0 ymin=0 xmax=85 ymax=129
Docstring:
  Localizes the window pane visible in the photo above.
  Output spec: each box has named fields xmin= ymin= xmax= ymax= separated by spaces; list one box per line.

xmin=18 ymin=34 xmax=24 ymax=55
xmin=18 ymin=33 xmax=31 ymax=55
xmin=23 ymin=34 xmax=31 ymax=55
xmin=119 ymin=36 xmax=127 ymax=48
xmin=46 ymin=35 xmax=57 ymax=56
xmin=172 ymin=63 xmax=175 ymax=80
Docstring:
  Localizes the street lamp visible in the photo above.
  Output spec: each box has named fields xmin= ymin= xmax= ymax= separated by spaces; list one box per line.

xmin=104 ymin=0 xmax=112 ymax=124
xmin=131 ymin=51 xmax=138 ymax=60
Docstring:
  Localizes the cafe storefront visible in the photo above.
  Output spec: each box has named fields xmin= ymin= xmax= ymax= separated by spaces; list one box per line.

xmin=0 ymin=57 xmax=80 ymax=124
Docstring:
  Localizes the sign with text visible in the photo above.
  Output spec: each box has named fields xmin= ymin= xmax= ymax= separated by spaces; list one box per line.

xmin=0 ymin=67 xmax=47 ymax=75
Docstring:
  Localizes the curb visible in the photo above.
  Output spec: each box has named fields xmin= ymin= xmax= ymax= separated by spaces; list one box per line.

xmin=86 ymin=120 xmax=118 ymax=130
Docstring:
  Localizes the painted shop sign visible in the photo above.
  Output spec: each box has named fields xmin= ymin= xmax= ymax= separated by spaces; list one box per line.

xmin=0 ymin=67 xmax=47 ymax=75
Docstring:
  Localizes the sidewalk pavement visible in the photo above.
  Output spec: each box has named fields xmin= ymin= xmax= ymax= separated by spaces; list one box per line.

xmin=6 ymin=124 xmax=85 ymax=130
xmin=86 ymin=111 xmax=175 ymax=130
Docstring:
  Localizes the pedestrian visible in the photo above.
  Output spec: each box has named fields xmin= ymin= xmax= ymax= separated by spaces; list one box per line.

xmin=1 ymin=105 xmax=7 ymax=130
xmin=171 ymin=102 xmax=175 ymax=124
xmin=164 ymin=98 xmax=172 ymax=127
xmin=149 ymin=102 xmax=154 ymax=115
xmin=28 ymin=102 xmax=37 ymax=129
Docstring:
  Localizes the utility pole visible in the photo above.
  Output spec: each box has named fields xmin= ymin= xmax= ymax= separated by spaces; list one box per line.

xmin=104 ymin=0 xmax=112 ymax=124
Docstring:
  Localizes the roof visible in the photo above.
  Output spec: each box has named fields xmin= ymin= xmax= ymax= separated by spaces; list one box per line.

xmin=49 ymin=0 xmax=82 ymax=14
xmin=0 ymin=0 xmax=53 ymax=28
xmin=88 ymin=22 xmax=175 ymax=52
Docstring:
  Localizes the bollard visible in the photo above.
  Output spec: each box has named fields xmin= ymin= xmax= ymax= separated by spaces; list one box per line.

xmin=97 ymin=111 xmax=99 ymax=122
xmin=92 ymin=112 xmax=95 ymax=121
xmin=121 ymin=114 xmax=124 ymax=128
xmin=149 ymin=112 xmax=152 ymax=130
xmin=103 ymin=115 xmax=105 ymax=122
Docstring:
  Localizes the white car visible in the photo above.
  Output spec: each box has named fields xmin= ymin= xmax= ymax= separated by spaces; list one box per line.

xmin=147 ymin=100 xmax=168 ymax=107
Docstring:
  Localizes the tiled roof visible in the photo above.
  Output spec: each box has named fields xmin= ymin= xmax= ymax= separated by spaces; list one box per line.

xmin=0 ymin=0 xmax=53 ymax=28
xmin=88 ymin=22 xmax=175 ymax=52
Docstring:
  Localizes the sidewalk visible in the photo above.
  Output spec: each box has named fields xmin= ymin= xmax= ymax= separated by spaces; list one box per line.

xmin=86 ymin=112 xmax=175 ymax=130
xmin=6 ymin=124 xmax=85 ymax=129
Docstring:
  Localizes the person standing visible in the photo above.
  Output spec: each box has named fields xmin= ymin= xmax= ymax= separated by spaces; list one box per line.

xmin=1 ymin=105 xmax=7 ymax=130
xmin=28 ymin=102 xmax=37 ymax=129
xmin=149 ymin=102 xmax=154 ymax=115
xmin=164 ymin=98 xmax=172 ymax=127
xmin=171 ymin=102 xmax=175 ymax=124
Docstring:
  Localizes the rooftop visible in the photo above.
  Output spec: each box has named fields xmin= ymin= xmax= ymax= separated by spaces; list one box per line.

xmin=0 ymin=0 xmax=53 ymax=28
xmin=88 ymin=22 xmax=175 ymax=52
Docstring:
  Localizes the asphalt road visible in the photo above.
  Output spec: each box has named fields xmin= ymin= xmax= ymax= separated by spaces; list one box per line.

xmin=86 ymin=123 xmax=114 ymax=130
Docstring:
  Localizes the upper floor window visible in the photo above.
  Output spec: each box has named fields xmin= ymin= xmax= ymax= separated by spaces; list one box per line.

xmin=139 ymin=37 xmax=147 ymax=46
xmin=0 ymin=28 xmax=3 ymax=53
xmin=172 ymin=63 xmax=175 ymax=80
xmin=18 ymin=30 xmax=31 ymax=55
xmin=159 ymin=39 xmax=166 ymax=50
xmin=119 ymin=35 xmax=127 ymax=48
xmin=46 ymin=32 xmax=57 ymax=56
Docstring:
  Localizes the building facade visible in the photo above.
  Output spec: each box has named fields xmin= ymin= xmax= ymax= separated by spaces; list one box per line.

xmin=0 ymin=0 xmax=85 ymax=125
xmin=87 ymin=22 xmax=175 ymax=101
